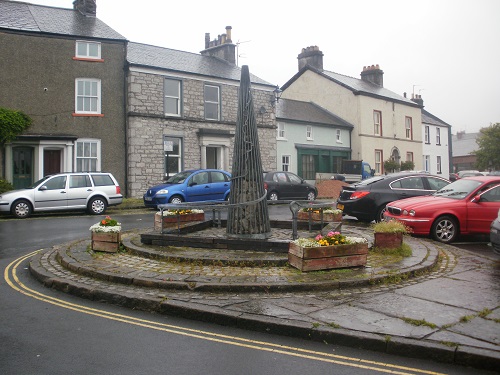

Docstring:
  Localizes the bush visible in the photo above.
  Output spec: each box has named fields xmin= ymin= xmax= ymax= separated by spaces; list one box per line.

xmin=0 ymin=179 xmax=14 ymax=194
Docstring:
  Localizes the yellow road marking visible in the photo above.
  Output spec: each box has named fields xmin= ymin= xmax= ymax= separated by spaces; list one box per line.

xmin=4 ymin=251 xmax=446 ymax=375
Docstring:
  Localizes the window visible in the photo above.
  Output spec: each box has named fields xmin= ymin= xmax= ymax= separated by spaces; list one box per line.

xmin=164 ymin=136 xmax=182 ymax=178
xmin=75 ymin=41 xmax=101 ymax=60
xmin=436 ymin=128 xmax=441 ymax=145
xmin=426 ymin=176 xmax=450 ymax=191
xmin=92 ymin=174 xmax=114 ymax=186
xmin=69 ymin=175 xmax=91 ymax=188
xmin=393 ymin=177 xmax=424 ymax=190
xmin=406 ymin=152 xmax=414 ymax=162
xmin=204 ymin=85 xmax=220 ymax=120
xmin=373 ymin=111 xmax=382 ymax=136
xmin=375 ymin=150 xmax=383 ymax=174
xmin=306 ymin=126 xmax=313 ymax=140
xmin=425 ymin=126 xmax=430 ymax=144
xmin=277 ymin=123 xmax=285 ymax=139
xmin=164 ymin=78 xmax=181 ymax=116
xmin=423 ymin=155 xmax=430 ymax=172
xmin=405 ymin=117 xmax=413 ymax=140
xmin=301 ymin=154 xmax=315 ymax=180
xmin=436 ymin=156 xmax=442 ymax=173
xmin=282 ymin=155 xmax=290 ymax=171
xmin=76 ymin=139 xmax=100 ymax=172
xmin=336 ymin=129 xmax=341 ymax=142
xmin=75 ymin=79 xmax=101 ymax=114
xmin=44 ymin=176 xmax=67 ymax=190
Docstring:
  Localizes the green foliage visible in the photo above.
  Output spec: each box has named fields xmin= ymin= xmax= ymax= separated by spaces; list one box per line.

xmin=400 ymin=161 xmax=415 ymax=171
xmin=372 ymin=220 xmax=411 ymax=234
xmin=474 ymin=123 xmax=500 ymax=171
xmin=0 ymin=179 xmax=14 ymax=194
xmin=383 ymin=159 xmax=400 ymax=172
xmin=0 ymin=107 xmax=32 ymax=143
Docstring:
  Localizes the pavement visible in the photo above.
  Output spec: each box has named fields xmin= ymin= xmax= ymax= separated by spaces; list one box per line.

xmin=28 ymin=216 xmax=500 ymax=371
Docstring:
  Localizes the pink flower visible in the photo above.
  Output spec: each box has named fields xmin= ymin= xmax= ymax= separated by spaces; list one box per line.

xmin=315 ymin=234 xmax=323 ymax=240
xmin=327 ymin=231 xmax=340 ymax=237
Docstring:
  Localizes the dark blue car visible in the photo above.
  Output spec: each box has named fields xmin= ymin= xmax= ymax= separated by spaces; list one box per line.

xmin=143 ymin=169 xmax=231 ymax=208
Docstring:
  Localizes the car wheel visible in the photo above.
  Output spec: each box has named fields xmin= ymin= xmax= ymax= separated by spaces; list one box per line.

xmin=169 ymin=195 xmax=184 ymax=204
xmin=88 ymin=197 xmax=107 ymax=215
xmin=307 ymin=190 xmax=316 ymax=201
xmin=431 ymin=215 xmax=458 ymax=243
xmin=269 ymin=191 xmax=279 ymax=201
xmin=376 ymin=206 xmax=387 ymax=223
xmin=11 ymin=199 xmax=32 ymax=218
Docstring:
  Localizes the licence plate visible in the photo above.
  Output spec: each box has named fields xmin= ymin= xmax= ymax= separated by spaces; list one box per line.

xmin=144 ymin=197 xmax=152 ymax=201
xmin=336 ymin=203 xmax=344 ymax=210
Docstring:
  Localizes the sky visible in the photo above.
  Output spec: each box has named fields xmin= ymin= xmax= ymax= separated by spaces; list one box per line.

xmin=15 ymin=0 xmax=500 ymax=134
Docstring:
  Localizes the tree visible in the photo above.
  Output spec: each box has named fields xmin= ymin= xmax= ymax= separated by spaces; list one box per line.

xmin=400 ymin=161 xmax=415 ymax=171
xmin=474 ymin=123 xmax=500 ymax=171
xmin=0 ymin=107 xmax=32 ymax=144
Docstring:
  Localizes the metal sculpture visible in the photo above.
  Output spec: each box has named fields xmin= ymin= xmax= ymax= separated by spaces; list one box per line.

xmin=226 ymin=65 xmax=271 ymax=239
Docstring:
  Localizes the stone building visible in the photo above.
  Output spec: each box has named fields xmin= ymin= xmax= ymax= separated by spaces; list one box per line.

xmin=126 ymin=27 xmax=277 ymax=198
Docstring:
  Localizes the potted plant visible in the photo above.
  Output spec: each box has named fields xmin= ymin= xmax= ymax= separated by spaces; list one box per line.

xmin=372 ymin=219 xmax=411 ymax=249
xmin=288 ymin=231 xmax=368 ymax=271
xmin=383 ymin=159 xmax=400 ymax=173
xmin=154 ymin=209 xmax=205 ymax=230
xmin=297 ymin=206 xmax=343 ymax=222
xmin=89 ymin=216 xmax=122 ymax=252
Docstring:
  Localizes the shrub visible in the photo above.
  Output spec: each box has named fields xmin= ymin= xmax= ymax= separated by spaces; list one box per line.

xmin=0 ymin=179 xmax=14 ymax=194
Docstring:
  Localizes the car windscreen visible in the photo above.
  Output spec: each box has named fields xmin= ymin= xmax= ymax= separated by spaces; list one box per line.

xmin=166 ymin=171 xmax=192 ymax=184
xmin=28 ymin=176 xmax=50 ymax=188
xmin=433 ymin=179 xmax=482 ymax=199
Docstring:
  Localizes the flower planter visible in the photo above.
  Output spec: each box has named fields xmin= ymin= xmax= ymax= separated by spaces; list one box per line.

xmin=154 ymin=212 xmax=205 ymax=231
xmin=91 ymin=231 xmax=121 ymax=253
xmin=288 ymin=242 xmax=368 ymax=272
xmin=297 ymin=211 xmax=342 ymax=222
xmin=374 ymin=232 xmax=403 ymax=248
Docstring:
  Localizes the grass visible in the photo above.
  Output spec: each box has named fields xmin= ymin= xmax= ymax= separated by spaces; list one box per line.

xmin=371 ymin=243 xmax=412 ymax=257
xmin=402 ymin=317 xmax=437 ymax=329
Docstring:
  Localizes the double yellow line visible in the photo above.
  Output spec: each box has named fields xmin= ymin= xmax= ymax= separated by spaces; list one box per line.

xmin=5 ymin=251 xmax=445 ymax=375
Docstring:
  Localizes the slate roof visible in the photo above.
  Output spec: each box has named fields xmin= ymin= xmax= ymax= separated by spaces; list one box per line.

xmin=0 ymin=0 xmax=125 ymax=40
xmin=452 ymin=132 xmax=479 ymax=156
xmin=276 ymin=98 xmax=354 ymax=129
xmin=127 ymin=42 xmax=272 ymax=86
xmin=282 ymin=66 xmax=419 ymax=107
xmin=422 ymin=109 xmax=451 ymax=127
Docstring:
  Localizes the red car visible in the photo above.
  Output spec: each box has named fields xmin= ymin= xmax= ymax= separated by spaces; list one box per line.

xmin=384 ymin=176 xmax=500 ymax=243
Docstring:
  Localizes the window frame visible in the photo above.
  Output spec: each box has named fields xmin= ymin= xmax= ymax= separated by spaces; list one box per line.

xmin=306 ymin=126 xmax=313 ymax=140
xmin=282 ymin=155 xmax=290 ymax=171
xmin=405 ymin=116 xmax=413 ymax=140
xmin=436 ymin=155 xmax=442 ymax=174
xmin=204 ymin=84 xmax=220 ymax=121
xmin=75 ymin=78 xmax=101 ymax=114
xmin=75 ymin=139 xmax=101 ymax=172
xmin=375 ymin=149 xmax=383 ymax=174
xmin=436 ymin=128 xmax=441 ymax=145
xmin=423 ymin=155 xmax=430 ymax=172
xmin=277 ymin=123 xmax=286 ymax=139
xmin=164 ymin=78 xmax=182 ymax=117
xmin=425 ymin=126 xmax=430 ymax=144
xmin=75 ymin=40 xmax=102 ymax=61
xmin=373 ymin=110 xmax=382 ymax=136
xmin=336 ymin=129 xmax=341 ymax=143
xmin=163 ymin=136 xmax=183 ymax=178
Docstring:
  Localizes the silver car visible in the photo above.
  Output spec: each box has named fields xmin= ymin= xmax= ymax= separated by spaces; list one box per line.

xmin=0 ymin=172 xmax=123 ymax=218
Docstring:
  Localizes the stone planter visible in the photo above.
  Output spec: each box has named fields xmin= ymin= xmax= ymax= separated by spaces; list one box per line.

xmin=91 ymin=231 xmax=121 ymax=253
xmin=297 ymin=211 xmax=342 ymax=222
xmin=288 ymin=242 xmax=368 ymax=272
xmin=374 ymin=232 xmax=403 ymax=248
xmin=154 ymin=212 xmax=205 ymax=231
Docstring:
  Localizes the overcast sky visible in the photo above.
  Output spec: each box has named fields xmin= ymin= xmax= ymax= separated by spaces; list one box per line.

xmin=17 ymin=0 xmax=500 ymax=134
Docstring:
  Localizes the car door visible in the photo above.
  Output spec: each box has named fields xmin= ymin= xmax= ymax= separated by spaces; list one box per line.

xmin=184 ymin=171 xmax=211 ymax=202
xmin=274 ymin=172 xmax=291 ymax=198
xmin=33 ymin=175 xmax=68 ymax=210
xmin=287 ymin=172 xmax=308 ymax=199
xmin=389 ymin=176 xmax=429 ymax=201
xmin=467 ymin=184 xmax=500 ymax=233
xmin=208 ymin=171 xmax=230 ymax=201
xmin=67 ymin=174 xmax=93 ymax=208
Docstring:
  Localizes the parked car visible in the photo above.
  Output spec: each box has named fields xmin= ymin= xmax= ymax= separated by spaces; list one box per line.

xmin=263 ymin=171 xmax=317 ymax=201
xmin=385 ymin=176 xmax=500 ymax=243
xmin=449 ymin=173 xmax=459 ymax=182
xmin=457 ymin=170 xmax=483 ymax=179
xmin=0 ymin=172 xmax=123 ymax=218
xmin=336 ymin=172 xmax=450 ymax=223
xmin=490 ymin=208 xmax=500 ymax=255
xmin=143 ymin=169 xmax=231 ymax=208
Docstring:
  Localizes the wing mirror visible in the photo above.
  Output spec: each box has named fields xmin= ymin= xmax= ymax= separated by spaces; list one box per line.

xmin=39 ymin=186 xmax=48 ymax=191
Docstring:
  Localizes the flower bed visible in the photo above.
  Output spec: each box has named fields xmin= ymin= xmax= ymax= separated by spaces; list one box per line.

xmin=288 ymin=232 xmax=368 ymax=271
xmin=89 ymin=216 xmax=121 ymax=252
xmin=154 ymin=209 xmax=205 ymax=230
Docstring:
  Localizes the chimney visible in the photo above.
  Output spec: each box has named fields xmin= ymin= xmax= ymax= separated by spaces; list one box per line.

xmin=297 ymin=46 xmax=323 ymax=71
xmin=360 ymin=64 xmax=384 ymax=87
xmin=73 ymin=0 xmax=96 ymax=16
xmin=201 ymin=26 xmax=236 ymax=65
xmin=411 ymin=93 xmax=424 ymax=107
xmin=457 ymin=130 xmax=465 ymax=140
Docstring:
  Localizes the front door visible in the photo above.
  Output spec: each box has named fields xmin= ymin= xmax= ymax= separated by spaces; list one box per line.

xmin=13 ymin=147 xmax=33 ymax=189
xmin=206 ymin=147 xmax=219 ymax=169
xmin=44 ymin=150 xmax=62 ymax=176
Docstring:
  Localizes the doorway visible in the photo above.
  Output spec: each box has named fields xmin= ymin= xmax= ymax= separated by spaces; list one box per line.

xmin=12 ymin=147 xmax=33 ymax=188
xmin=44 ymin=149 xmax=62 ymax=176
xmin=206 ymin=147 xmax=220 ymax=169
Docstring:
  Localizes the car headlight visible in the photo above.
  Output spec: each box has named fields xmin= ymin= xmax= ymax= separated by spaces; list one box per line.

xmin=402 ymin=209 xmax=416 ymax=216
xmin=157 ymin=189 xmax=169 ymax=195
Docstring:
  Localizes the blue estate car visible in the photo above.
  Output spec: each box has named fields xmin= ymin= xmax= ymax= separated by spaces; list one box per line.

xmin=143 ymin=169 xmax=231 ymax=208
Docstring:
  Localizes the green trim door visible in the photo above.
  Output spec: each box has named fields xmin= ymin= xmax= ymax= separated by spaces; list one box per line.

xmin=13 ymin=147 xmax=34 ymax=189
